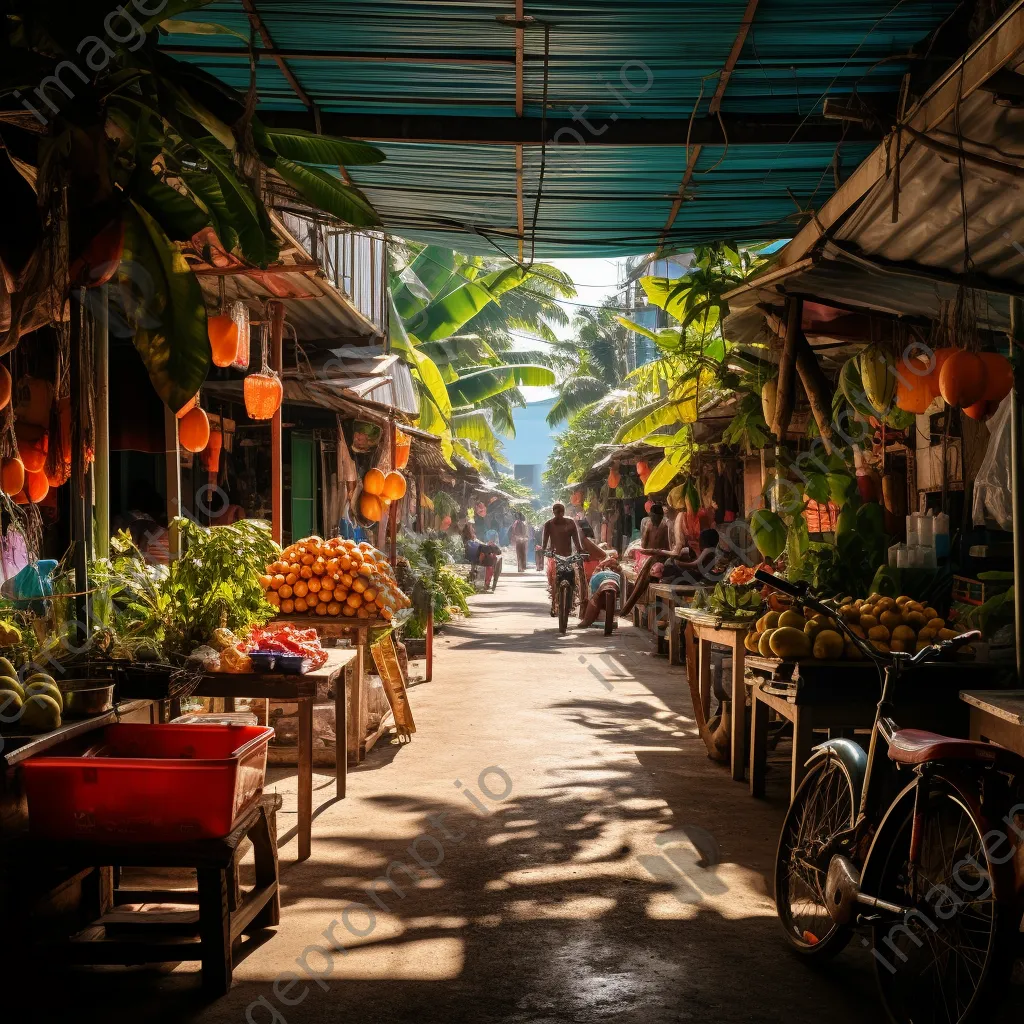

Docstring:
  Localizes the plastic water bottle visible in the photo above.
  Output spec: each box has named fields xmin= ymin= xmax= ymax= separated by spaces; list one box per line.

xmin=933 ymin=512 xmax=950 ymax=559
xmin=918 ymin=513 xmax=934 ymax=548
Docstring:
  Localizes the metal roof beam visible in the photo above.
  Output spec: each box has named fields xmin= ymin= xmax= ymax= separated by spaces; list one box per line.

xmin=774 ymin=0 xmax=1024 ymax=270
xmin=163 ymin=46 xmax=516 ymax=65
xmin=708 ymin=0 xmax=760 ymax=116
xmin=239 ymin=0 xmax=316 ymax=115
xmin=258 ymin=111 xmax=876 ymax=146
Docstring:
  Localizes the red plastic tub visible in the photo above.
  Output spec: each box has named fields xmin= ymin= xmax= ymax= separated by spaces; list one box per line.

xmin=21 ymin=724 xmax=274 ymax=842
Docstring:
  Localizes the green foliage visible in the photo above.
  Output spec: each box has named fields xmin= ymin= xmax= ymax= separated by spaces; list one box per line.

xmin=91 ymin=519 xmax=280 ymax=656
xmin=721 ymin=393 xmax=770 ymax=454
xmin=544 ymin=410 xmax=618 ymax=495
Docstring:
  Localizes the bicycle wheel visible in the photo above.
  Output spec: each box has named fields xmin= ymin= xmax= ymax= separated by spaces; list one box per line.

xmin=774 ymin=755 xmax=857 ymax=958
xmin=870 ymin=785 xmax=1015 ymax=1024
xmin=603 ymin=591 xmax=616 ymax=635
xmin=557 ymin=581 xmax=571 ymax=634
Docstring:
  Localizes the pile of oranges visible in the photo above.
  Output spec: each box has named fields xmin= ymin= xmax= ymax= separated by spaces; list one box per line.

xmin=259 ymin=535 xmax=411 ymax=621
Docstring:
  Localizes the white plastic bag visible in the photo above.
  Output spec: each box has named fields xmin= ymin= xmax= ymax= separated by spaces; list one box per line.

xmin=972 ymin=395 xmax=1013 ymax=530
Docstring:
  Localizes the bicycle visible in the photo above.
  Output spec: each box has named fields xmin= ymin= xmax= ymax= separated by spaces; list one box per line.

xmin=544 ymin=550 xmax=587 ymax=634
xmin=757 ymin=570 xmax=1024 ymax=1024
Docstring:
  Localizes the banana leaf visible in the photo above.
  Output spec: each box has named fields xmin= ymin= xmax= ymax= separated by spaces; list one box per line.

xmin=405 ymin=279 xmax=496 ymax=344
xmin=117 ymin=202 xmax=210 ymax=411
xmin=273 ymin=158 xmax=379 ymax=227
xmin=265 ymin=128 xmax=384 ymax=167
xmin=446 ymin=365 xmax=554 ymax=406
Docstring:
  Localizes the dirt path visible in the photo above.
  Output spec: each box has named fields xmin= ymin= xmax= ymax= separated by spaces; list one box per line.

xmin=64 ymin=572 xmax=881 ymax=1024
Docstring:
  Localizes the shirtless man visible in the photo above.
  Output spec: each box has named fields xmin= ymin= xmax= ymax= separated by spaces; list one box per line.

xmin=639 ymin=503 xmax=671 ymax=561
xmin=541 ymin=503 xmax=583 ymax=614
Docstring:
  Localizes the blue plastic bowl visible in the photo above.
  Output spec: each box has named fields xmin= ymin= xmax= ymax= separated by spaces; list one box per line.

xmin=275 ymin=653 xmax=312 ymax=675
xmin=248 ymin=651 xmax=277 ymax=673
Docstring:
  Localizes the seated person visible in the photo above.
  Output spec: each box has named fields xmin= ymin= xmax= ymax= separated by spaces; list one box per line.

xmin=660 ymin=528 xmax=735 ymax=584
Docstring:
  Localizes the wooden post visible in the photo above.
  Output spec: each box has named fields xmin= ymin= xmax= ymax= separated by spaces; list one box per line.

xmin=794 ymin=338 xmax=835 ymax=452
xmin=771 ymin=296 xmax=802 ymax=440
xmin=93 ymin=285 xmax=110 ymax=559
xmin=416 ymin=471 xmax=425 ymax=533
xmin=425 ymin=604 xmax=433 ymax=682
xmin=69 ymin=291 xmax=89 ymax=643
xmin=164 ymin=407 xmax=181 ymax=559
xmin=387 ymin=419 xmax=398 ymax=565
xmin=269 ymin=301 xmax=285 ymax=545
xmin=1009 ymin=298 xmax=1024 ymax=682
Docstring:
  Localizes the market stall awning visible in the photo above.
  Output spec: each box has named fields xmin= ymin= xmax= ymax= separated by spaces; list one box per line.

xmin=726 ymin=3 xmax=1024 ymax=331
xmin=162 ymin=1 xmax=965 ymax=257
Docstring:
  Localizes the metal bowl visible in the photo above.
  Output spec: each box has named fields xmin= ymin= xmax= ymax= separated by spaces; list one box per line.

xmin=58 ymin=680 xmax=116 ymax=718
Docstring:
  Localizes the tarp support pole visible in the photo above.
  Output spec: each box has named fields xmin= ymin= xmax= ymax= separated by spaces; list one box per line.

xmin=93 ymin=285 xmax=110 ymax=560
xmin=269 ymin=300 xmax=285 ymax=545
xmin=70 ymin=291 xmax=89 ymax=643
xmin=1010 ymin=298 xmax=1024 ymax=682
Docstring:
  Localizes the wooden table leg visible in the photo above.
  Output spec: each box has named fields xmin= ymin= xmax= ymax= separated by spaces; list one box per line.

xmin=791 ymin=708 xmax=814 ymax=803
xmin=730 ymin=637 xmax=747 ymax=782
xmin=668 ymin=613 xmax=680 ymax=666
xmin=697 ymin=634 xmax=713 ymax=721
xmin=336 ymin=660 xmax=349 ymax=800
xmin=749 ymin=685 xmax=769 ymax=798
xmin=297 ymin=697 xmax=313 ymax=862
xmin=348 ymin=633 xmax=365 ymax=764
xmin=197 ymin=868 xmax=232 ymax=995
xmin=358 ymin=627 xmax=368 ymax=761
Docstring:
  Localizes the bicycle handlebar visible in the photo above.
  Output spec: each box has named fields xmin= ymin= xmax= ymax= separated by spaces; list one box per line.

xmin=752 ymin=568 xmax=980 ymax=669
xmin=543 ymin=550 xmax=587 ymax=564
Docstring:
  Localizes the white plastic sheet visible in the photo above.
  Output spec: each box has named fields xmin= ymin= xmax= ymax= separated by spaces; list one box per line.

xmin=972 ymin=394 xmax=1013 ymax=530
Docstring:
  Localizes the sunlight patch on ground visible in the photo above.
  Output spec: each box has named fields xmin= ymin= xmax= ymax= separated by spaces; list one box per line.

xmin=336 ymin=937 xmax=465 ymax=980
xmin=508 ymin=896 xmax=618 ymax=920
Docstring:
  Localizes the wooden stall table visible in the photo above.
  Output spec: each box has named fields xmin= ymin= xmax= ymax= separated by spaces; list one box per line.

xmin=747 ymin=657 xmax=974 ymax=801
xmin=270 ymin=615 xmax=385 ymax=763
xmin=647 ymin=583 xmax=696 ymax=663
xmin=621 ymin=564 xmax=651 ymax=628
xmin=193 ymin=649 xmax=357 ymax=863
xmin=961 ymin=690 xmax=1024 ymax=754
xmin=676 ymin=608 xmax=752 ymax=781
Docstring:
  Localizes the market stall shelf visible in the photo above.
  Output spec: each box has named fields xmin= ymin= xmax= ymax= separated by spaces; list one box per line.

xmin=269 ymin=614 xmax=385 ymax=762
xmin=192 ymin=648 xmax=357 ymax=863
xmin=961 ymin=690 xmax=1024 ymax=755
xmin=676 ymin=608 xmax=751 ymax=780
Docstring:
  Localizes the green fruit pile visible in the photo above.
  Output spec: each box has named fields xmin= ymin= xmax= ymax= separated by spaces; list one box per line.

xmin=745 ymin=608 xmax=846 ymax=661
xmin=0 ymin=662 xmax=63 ymax=733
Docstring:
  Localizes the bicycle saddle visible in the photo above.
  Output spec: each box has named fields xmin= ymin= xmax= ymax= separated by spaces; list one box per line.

xmin=888 ymin=728 xmax=1024 ymax=769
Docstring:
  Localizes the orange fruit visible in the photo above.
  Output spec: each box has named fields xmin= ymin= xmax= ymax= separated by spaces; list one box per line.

xmin=266 ymin=591 xmax=281 ymax=607
xmin=294 ymin=597 xmax=308 ymax=613
xmin=278 ymin=584 xmax=293 ymax=600
xmin=270 ymin=574 xmax=285 ymax=590
xmin=307 ymin=577 xmax=321 ymax=593
xmin=327 ymin=601 xmax=341 ymax=616
xmin=939 ymin=351 xmax=987 ymax=408
xmin=293 ymin=580 xmax=308 ymax=598
xmin=281 ymin=599 xmax=295 ymax=614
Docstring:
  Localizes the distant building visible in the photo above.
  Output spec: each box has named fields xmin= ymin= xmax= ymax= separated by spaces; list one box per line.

xmin=620 ymin=254 xmax=689 ymax=370
xmin=500 ymin=397 xmax=557 ymax=495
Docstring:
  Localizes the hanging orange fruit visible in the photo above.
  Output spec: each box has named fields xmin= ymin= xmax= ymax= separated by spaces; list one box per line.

xmin=179 ymin=406 xmax=211 ymax=453
xmin=209 ymin=315 xmax=240 ymax=368
xmin=0 ymin=366 xmax=10 ymax=412
xmin=25 ymin=470 xmax=48 ymax=503
xmin=570 ymin=490 xmax=583 ymax=506
xmin=359 ymin=492 xmax=383 ymax=522
xmin=895 ymin=356 xmax=934 ymax=414
xmin=45 ymin=459 xmax=70 ymax=488
xmin=243 ymin=372 xmax=283 ymax=420
xmin=608 ymin=467 xmax=621 ymax=489
xmin=382 ymin=471 xmax=407 ymax=501
xmin=363 ymin=468 xmax=385 ymax=496
xmin=925 ymin=348 xmax=956 ymax=399
xmin=16 ymin=426 xmax=48 ymax=473
xmin=1 ymin=457 xmax=24 ymax=496
xmin=176 ymin=393 xmax=199 ymax=419
xmin=395 ymin=429 xmax=411 ymax=470
xmin=979 ymin=352 xmax=1013 ymax=402
xmin=13 ymin=490 xmax=27 ymax=505
xmin=963 ymin=399 xmax=999 ymax=421
xmin=939 ymin=351 xmax=987 ymax=408
xmin=636 ymin=460 xmax=651 ymax=482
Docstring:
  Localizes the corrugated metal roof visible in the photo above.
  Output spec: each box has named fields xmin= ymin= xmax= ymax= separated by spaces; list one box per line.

xmin=165 ymin=1 xmax=960 ymax=256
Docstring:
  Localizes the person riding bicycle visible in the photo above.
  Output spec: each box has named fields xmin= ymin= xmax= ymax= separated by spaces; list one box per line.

xmin=578 ymin=546 xmax=622 ymax=629
xmin=541 ymin=503 xmax=583 ymax=615
xmin=461 ymin=522 xmax=502 ymax=591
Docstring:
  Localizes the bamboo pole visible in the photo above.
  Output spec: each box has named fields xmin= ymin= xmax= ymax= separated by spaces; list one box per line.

xmin=269 ymin=300 xmax=285 ymax=545
xmin=70 ymin=291 xmax=88 ymax=642
xmin=93 ymin=284 xmax=110 ymax=559
xmin=388 ymin=418 xmax=398 ymax=564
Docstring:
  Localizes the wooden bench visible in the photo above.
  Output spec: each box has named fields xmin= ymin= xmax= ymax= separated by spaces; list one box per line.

xmin=647 ymin=583 xmax=696 ymax=662
xmin=17 ymin=796 xmax=281 ymax=995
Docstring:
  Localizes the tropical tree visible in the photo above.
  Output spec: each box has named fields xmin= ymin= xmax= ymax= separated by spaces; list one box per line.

xmin=0 ymin=0 xmax=383 ymax=409
xmin=546 ymin=301 xmax=631 ymax=426
xmin=390 ymin=244 xmax=570 ymax=466
xmin=543 ymin=409 xmax=618 ymax=497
